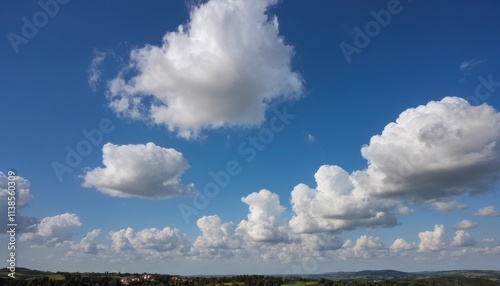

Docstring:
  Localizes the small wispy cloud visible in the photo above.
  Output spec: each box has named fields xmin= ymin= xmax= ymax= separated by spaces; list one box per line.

xmin=482 ymin=238 xmax=497 ymax=244
xmin=429 ymin=199 xmax=466 ymax=212
xmin=398 ymin=206 xmax=415 ymax=215
xmin=452 ymin=220 xmax=478 ymax=230
xmin=459 ymin=59 xmax=486 ymax=73
xmin=88 ymin=49 xmax=110 ymax=92
xmin=473 ymin=206 xmax=500 ymax=217
xmin=307 ymin=133 xmax=315 ymax=143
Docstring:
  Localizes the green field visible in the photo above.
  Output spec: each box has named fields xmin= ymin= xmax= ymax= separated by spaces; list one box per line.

xmin=0 ymin=268 xmax=63 ymax=280
xmin=282 ymin=281 xmax=320 ymax=286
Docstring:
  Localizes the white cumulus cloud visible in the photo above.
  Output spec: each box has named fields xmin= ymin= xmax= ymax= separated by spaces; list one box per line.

xmin=69 ymin=229 xmax=104 ymax=255
xmin=356 ymin=97 xmax=500 ymax=202
xmin=194 ymin=215 xmax=241 ymax=250
xmin=289 ymin=165 xmax=397 ymax=234
xmin=452 ymin=220 xmax=478 ymax=230
xmin=236 ymin=189 xmax=290 ymax=243
xmin=473 ymin=205 xmax=500 ymax=217
xmin=417 ymin=224 xmax=446 ymax=252
xmin=450 ymin=230 xmax=477 ymax=247
xmin=390 ymin=238 xmax=417 ymax=251
xmin=288 ymin=98 xmax=500 ymax=235
xmin=109 ymin=227 xmax=191 ymax=259
xmin=398 ymin=206 xmax=415 ymax=215
xmin=429 ymin=199 xmax=466 ymax=212
xmin=106 ymin=0 xmax=303 ymax=139
xmin=0 ymin=172 xmax=38 ymax=232
xmin=339 ymin=236 xmax=388 ymax=259
xmin=82 ymin=142 xmax=192 ymax=198
xmin=20 ymin=213 xmax=82 ymax=247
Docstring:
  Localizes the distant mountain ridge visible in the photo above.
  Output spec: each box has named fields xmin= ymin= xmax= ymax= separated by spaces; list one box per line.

xmin=302 ymin=269 xmax=500 ymax=282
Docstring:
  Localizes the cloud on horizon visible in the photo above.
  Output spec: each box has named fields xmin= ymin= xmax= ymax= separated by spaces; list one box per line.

xmin=13 ymin=187 xmax=499 ymax=266
xmin=109 ymin=227 xmax=192 ymax=259
xmin=237 ymin=189 xmax=290 ymax=243
xmin=69 ymin=229 xmax=105 ymax=255
xmin=289 ymin=165 xmax=398 ymax=234
xmin=417 ymin=224 xmax=446 ymax=252
xmin=13 ymin=96 xmax=500 ymax=267
xmin=20 ymin=213 xmax=82 ymax=247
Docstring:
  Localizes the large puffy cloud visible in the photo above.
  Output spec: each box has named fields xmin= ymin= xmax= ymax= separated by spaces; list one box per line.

xmin=191 ymin=215 xmax=244 ymax=260
xmin=20 ymin=213 xmax=82 ymax=246
xmin=191 ymin=192 xmax=342 ymax=261
xmin=0 ymin=172 xmax=38 ymax=232
xmin=194 ymin=215 xmax=241 ymax=250
xmin=450 ymin=230 xmax=477 ymax=247
xmin=236 ymin=189 xmax=290 ymax=243
xmin=109 ymin=227 xmax=191 ymax=259
xmin=191 ymin=191 xmax=344 ymax=262
xmin=106 ymin=0 xmax=303 ymax=139
xmin=290 ymin=165 xmax=397 ymax=234
xmin=290 ymin=97 xmax=500 ymax=234
xmin=417 ymin=224 xmax=446 ymax=252
xmin=82 ymin=142 xmax=191 ymax=198
xmin=356 ymin=97 xmax=500 ymax=201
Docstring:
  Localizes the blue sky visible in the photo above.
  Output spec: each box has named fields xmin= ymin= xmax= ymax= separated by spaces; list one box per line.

xmin=1 ymin=0 xmax=500 ymax=275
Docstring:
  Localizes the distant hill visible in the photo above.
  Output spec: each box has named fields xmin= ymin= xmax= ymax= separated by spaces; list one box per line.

xmin=302 ymin=269 xmax=500 ymax=283
xmin=2 ymin=267 xmax=500 ymax=285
